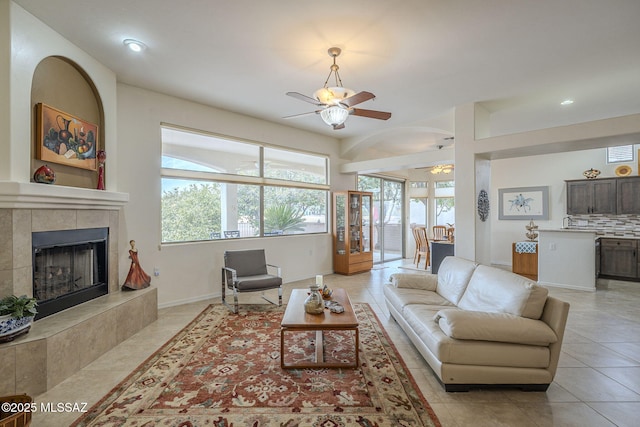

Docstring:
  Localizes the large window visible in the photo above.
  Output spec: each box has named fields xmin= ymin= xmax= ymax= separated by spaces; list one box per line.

xmin=161 ymin=126 xmax=329 ymax=243
xmin=434 ymin=180 xmax=455 ymax=226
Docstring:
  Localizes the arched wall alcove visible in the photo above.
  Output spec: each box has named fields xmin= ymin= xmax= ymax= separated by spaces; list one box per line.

xmin=31 ymin=55 xmax=105 ymax=188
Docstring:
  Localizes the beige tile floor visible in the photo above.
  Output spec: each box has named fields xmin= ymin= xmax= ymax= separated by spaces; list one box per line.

xmin=32 ymin=259 xmax=640 ymax=426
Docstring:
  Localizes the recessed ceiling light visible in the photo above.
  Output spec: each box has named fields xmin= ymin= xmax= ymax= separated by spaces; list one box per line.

xmin=560 ymin=99 xmax=574 ymax=106
xmin=123 ymin=39 xmax=146 ymax=52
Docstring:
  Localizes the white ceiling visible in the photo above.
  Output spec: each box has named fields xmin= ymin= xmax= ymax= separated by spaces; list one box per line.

xmin=14 ymin=0 xmax=640 ymax=161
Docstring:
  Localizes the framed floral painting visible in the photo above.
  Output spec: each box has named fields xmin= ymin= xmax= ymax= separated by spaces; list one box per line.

xmin=36 ymin=103 xmax=98 ymax=171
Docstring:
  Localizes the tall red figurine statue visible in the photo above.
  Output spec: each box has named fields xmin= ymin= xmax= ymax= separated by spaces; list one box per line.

xmin=122 ymin=240 xmax=151 ymax=290
xmin=97 ymin=150 xmax=106 ymax=190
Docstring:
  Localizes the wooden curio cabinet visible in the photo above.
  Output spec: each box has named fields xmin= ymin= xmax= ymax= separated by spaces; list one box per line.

xmin=333 ymin=191 xmax=374 ymax=275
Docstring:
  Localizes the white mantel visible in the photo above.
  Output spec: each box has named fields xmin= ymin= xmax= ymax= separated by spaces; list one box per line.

xmin=0 ymin=181 xmax=128 ymax=210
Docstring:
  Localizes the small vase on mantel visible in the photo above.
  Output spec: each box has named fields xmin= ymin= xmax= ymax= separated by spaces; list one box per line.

xmin=33 ymin=164 xmax=56 ymax=184
xmin=304 ymin=284 xmax=324 ymax=315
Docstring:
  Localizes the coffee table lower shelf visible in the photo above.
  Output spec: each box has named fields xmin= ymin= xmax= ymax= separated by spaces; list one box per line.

xmin=280 ymin=327 xmax=359 ymax=369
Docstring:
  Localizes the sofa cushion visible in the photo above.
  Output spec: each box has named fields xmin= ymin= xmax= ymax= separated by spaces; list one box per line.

xmin=435 ymin=257 xmax=478 ymax=305
xmin=403 ymin=305 xmax=550 ymax=368
xmin=457 ymin=265 xmax=549 ymax=319
xmin=383 ymin=285 xmax=454 ymax=314
xmin=434 ymin=309 xmax=558 ymax=346
xmin=389 ymin=273 xmax=438 ymax=291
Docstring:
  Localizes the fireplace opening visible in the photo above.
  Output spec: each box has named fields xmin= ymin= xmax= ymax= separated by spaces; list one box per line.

xmin=32 ymin=227 xmax=109 ymax=319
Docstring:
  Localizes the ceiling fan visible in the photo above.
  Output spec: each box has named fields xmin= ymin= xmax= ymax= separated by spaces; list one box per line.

xmin=284 ymin=47 xmax=391 ymax=130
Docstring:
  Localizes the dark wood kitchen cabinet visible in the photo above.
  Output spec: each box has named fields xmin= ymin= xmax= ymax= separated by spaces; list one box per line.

xmin=599 ymin=238 xmax=638 ymax=280
xmin=617 ymin=177 xmax=640 ymax=214
xmin=566 ymin=178 xmax=617 ymax=215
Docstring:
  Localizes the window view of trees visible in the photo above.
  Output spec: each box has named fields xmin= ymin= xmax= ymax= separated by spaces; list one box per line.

xmin=435 ymin=180 xmax=455 ymax=226
xmin=161 ymin=127 xmax=329 ymax=243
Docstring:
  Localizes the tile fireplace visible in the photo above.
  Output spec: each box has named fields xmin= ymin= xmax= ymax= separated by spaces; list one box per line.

xmin=32 ymin=227 xmax=109 ymax=319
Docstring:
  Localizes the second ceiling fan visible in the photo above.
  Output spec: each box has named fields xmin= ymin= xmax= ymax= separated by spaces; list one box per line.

xmin=284 ymin=47 xmax=391 ymax=130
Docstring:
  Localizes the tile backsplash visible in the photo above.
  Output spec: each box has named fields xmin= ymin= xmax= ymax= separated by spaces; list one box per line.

xmin=569 ymin=214 xmax=640 ymax=238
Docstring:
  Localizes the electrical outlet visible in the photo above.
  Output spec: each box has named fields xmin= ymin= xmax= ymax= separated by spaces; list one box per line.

xmin=153 ymin=267 xmax=160 ymax=276
xmin=549 ymin=243 xmax=557 ymax=251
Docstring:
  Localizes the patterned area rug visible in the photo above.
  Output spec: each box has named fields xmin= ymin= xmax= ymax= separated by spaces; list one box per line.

xmin=72 ymin=303 xmax=440 ymax=426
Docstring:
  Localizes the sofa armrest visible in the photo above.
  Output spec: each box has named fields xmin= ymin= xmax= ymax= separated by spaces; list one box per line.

xmin=434 ymin=309 xmax=558 ymax=346
xmin=389 ymin=273 xmax=438 ymax=291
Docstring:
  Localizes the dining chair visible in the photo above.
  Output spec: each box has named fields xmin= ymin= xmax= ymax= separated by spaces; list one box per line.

xmin=432 ymin=225 xmax=447 ymax=241
xmin=411 ymin=226 xmax=421 ymax=264
xmin=414 ymin=226 xmax=430 ymax=269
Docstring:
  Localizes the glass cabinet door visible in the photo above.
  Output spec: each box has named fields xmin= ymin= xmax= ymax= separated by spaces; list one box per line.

xmin=349 ymin=193 xmax=361 ymax=253
xmin=335 ymin=193 xmax=346 ymax=255
xmin=361 ymin=194 xmax=372 ymax=253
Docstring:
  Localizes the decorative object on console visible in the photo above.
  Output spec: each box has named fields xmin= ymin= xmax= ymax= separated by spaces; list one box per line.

xmin=33 ymin=164 xmax=56 ymax=184
xmin=582 ymin=168 xmax=601 ymax=179
xmin=525 ymin=219 xmax=539 ymax=241
xmin=122 ymin=240 xmax=151 ymax=290
xmin=304 ymin=284 xmax=324 ymax=314
xmin=36 ymin=103 xmax=98 ymax=171
xmin=96 ymin=150 xmax=106 ymax=190
xmin=615 ymin=164 xmax=632 ymax=177
xmin=477 ymin=189 xmax=489 ymax=222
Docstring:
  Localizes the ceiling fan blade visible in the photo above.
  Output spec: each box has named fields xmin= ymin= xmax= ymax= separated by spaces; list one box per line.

xmin=351 ymin=108 xmax=392 ymax=120
xmin=332 ymin=123 xmax=345 ymax=130
xmin=340 ymin=91 xmax=375 ymax=108
xmin=282 ymin=110 xmax=321 ymax=119
xmin=286 ymin=92 xmax=323 ymax=106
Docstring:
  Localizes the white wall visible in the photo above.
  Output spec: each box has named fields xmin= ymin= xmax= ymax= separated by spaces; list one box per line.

xmin=490 ymin=145 xmax=639 ymax=266
xmin=116 ymin=84 xmax=350 ymax=307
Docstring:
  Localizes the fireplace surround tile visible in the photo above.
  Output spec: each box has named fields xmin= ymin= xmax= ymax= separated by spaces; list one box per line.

xmin=0 ymin=269 xmax=11 ymax=298
xmin=31 ymin=209 xmax=77 ymax=233
xmin=12 ymin=209 xmax=32 ymax=270
xmin=0 ymin=210 xmax=11 ymax=271
xmin=0 ymin=345 xmax=15 ymax=393
xmin=77 ymin=209 xmax=110 ymax=229
xmin=47 ymin=325 xmax=82 ymax=388
xmin=11 ymin=266 xmax=31 ymax=298
xmin=78 ymin=310 xmax=118 ymax=368
xmin=15 ymin=340 xmax=47 ymax=395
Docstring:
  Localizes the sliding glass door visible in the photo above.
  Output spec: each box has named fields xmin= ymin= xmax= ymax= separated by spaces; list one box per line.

xmin=357 ymin=175 xmax=404 ymax=263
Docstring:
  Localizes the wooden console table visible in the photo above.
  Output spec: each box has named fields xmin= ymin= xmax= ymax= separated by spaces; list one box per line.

xmin=512 ymin=242 xmax=538 ymax=281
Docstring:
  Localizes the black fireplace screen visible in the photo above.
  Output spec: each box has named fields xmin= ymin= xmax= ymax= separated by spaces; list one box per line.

xmin=32 ymin=227 xmax=108 ymax=319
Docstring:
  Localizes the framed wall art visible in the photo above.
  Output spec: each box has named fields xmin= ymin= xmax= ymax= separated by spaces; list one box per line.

xmin=498 ymin=186 xmax=549 ymax=220
xmin=36 ymin=103 xmax=98 ymax=171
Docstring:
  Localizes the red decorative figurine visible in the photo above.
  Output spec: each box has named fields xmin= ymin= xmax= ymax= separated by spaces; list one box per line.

xmin=97 ymin=150 xmax=106 ymax=190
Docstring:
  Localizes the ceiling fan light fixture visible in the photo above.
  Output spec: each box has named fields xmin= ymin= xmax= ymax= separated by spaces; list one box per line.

xmin=431 ymin=164 xmax=454 ymax=174
xmin=320 ymin=105 xmax=349 ymax=126
xmin=314 ymin=86 xmax=356 ymax=105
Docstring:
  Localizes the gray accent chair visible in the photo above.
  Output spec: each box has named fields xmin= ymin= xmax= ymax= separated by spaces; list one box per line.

xmin=221 ymin=249 xmax=283 ymax=313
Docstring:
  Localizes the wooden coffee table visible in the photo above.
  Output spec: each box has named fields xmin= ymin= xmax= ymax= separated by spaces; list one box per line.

xmin=280 ymin=288 xmax=359 ymax=369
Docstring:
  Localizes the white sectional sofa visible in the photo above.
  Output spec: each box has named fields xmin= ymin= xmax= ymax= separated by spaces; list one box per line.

xmin=384 ymin=256 xmax=570 ymax=392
